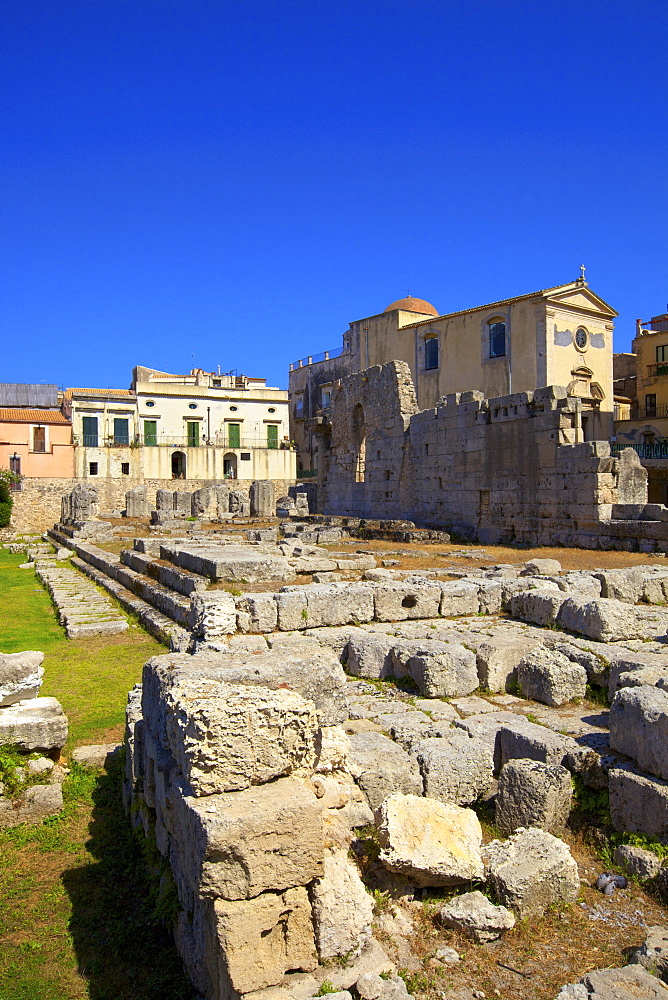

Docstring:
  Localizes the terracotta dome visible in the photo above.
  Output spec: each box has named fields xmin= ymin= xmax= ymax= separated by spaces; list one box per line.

xmin=384 ymin=296 xmax=439 ymax=316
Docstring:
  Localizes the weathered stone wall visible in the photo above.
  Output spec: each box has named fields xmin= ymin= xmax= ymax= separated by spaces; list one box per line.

xmin=9 ymin=477 xmax=298 ymax=534
xmin=321 ymin=361 xmax=663 ymax=551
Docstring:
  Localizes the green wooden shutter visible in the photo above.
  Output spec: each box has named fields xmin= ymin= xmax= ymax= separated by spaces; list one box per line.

xmin=143 ymin=420 xmax=157 ymax=446
xmin=114 ymin=418 xmax=129 ymax=445
xmin=267 ymin=424 xmax=278 ymax=449
xmin=228 ymin=423 xmax=240 ymax=448
xmin=82 ymin=416 xmax=98 ymax=446
xmin=187 ymin=422 xmax=199 ymax=447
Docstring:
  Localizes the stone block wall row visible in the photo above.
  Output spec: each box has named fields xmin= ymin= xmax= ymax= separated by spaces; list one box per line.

xmin=124 ymin=650 xmax=373 ymax=1000
xmin=8 ymin=477 xmax=299 ymax=534
xmin=321 ymin=361 xmax=661 ymax=550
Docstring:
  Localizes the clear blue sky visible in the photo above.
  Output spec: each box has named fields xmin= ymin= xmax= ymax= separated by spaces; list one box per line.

xmin=1 ymin=0 xmax=666 ymax=391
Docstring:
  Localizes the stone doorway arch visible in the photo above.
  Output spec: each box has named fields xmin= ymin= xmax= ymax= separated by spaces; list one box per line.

xmin=171 ymin=451 xmax=186 ymax=479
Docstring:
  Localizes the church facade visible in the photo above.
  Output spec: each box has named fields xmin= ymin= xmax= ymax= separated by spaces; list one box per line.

xmin=289 ymin=277 xmax=616 ymax=475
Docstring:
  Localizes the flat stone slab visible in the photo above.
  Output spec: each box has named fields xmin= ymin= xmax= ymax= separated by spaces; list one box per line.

xmin=0 ymin=697 xmax=68 ymax=751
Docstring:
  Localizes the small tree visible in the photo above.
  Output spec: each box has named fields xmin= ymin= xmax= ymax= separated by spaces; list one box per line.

xmin=0 ymin=469 xmax=21 ymax=528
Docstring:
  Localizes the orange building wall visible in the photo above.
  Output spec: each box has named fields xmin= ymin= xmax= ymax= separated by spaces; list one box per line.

xmin=0 ymin=420 xmax=74 ymax=478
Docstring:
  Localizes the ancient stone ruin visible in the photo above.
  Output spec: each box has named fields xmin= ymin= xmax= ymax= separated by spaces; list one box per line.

xmin=0 ymin=649 xmax=68 ymax=828
xmin=320 ymin=361 xmax=668 ymax=552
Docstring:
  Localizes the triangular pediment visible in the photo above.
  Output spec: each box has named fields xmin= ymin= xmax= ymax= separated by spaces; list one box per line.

xmin=545 ymin=283 xmax=618 ymax=319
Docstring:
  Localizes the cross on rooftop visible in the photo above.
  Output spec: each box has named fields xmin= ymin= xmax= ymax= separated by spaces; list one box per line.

xmin=579 ymin=264 xmax=586 ymax=282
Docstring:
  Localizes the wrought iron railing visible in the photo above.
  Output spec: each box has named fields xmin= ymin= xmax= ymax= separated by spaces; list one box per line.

xmin=647 ymin=364 xmax=668 ymax=378
xmin=618 ymin=403 xmax=668 ymax=420
xmin=611 ymin=441 xmax=668 ymax=460
xmin=74 ymin=434 xmax=295 ymax=450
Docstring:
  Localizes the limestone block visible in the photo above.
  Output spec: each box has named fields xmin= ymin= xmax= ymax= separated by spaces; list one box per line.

xmin=168 ymin=776 xmax=323 ymax=901
xmin=438 ymin=890 xmax=515 ymax=943
xmin=0 ymin=783 xmax=63 ymax=828
xmin=454 ymin=711 xmax=522 ymax=773
xmin=373 ymin=582 xmax=442 ymax=622
xmin=0 ymin=697 xmax=68 ymax=752
xmin=250 ymin=480 xmax=275 ymax=517
xmin=305 ymin=584 xmax=375 ymax=628
xmin=498 ymin=718 xmax=581 ymax=770
xmin=484 ymin=827 xmax=580 ymax=919
xmin=314 ymin=725 xmax=350 ymax=773
xmin=235 ymin=593 xmax=278 ymax=633
xmin=345 ymin=634 xmax=395 ymax=679
xmin=609 ymin=686 xmax=668 ymax=779
xmin=609 ymin=765 xmax=668 ymax=837
xmin=510 ymin=588 xmax=566 ymax=626
xmin=608 ymin=650 xmax=668 ymax=702
xmin=189 ymin=592 xmax=237 ymax=640
xmin=613 ymin=844 xmax=661 ymax=880
xmin=438 ymin=581 xmax=479 ymax=616
xmin=520 ymin=558 xmax=562 ymax=577
xmin=309 ymin=849 xmax=374 ymax=960
xmin=560 ymin=571 xmax=602 ymax=598
xmin=594 ymin=567 xmax=646 ymax=603
xmin=276 ymin=590 xmax=309 ymax=630
xmin=557 ymin=597 xmax=645 ymax=642
xmin=163 ymin=681 xmax=318 ymax=796
xmin=346 ymin=732 xmax=422 ymax=810
xmin=633 ymin=925 xmax=668 ymax=983
xmin=0 ymin=650 xmax=44 ymax=706
xmin=413 ymin=732 xmax=493 ymax=806
xmin=517 ymin=648 xmax=587 ymax=706
xmin=191 ymin=487 xmax=219 ymax=519
xmin=580 ymin=964 xmax=668 ymax=998
xmin=476 ymin=579 xmax=504 ymax=614
xmin=496 ymin=760 xmax=572 ymax=835
xmin=476 ymin=637 xmax=541 ymax=693
xmin=210 ymin=887 xmax=317 ymax=995
xmin=551 ymin=641 xmax=610 ymax=688
xmin=376 ymin=793 xmax=484 ymax=886
xmin=405 ymin=642 xmax=478 ymax=698
xmin=71 ymin=743 xmax=120 ymax=768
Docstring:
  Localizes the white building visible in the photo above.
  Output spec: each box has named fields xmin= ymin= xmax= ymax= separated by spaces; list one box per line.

xmin=64 ymin=365 xmax=296 ymax=483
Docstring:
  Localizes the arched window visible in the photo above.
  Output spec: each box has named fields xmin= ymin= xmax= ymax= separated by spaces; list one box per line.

xmin=488 ymin=318 xmax=506 ymax=358
xmin=352 ymin=403 xmax=366 ymax=482
xmin=424 ymin=337 xmax=439 ymax=370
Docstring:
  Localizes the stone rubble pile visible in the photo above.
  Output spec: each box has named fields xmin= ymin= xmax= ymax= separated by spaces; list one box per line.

xmin=0 ymin=650 xmax=68 ymax=828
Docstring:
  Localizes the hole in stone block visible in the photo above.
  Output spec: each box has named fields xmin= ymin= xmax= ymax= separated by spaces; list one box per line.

xmin=402 ymin=595 xmax=418 ymax=609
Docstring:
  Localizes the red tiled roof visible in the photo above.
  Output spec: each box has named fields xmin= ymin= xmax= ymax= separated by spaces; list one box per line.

xmin=0 ymin=408 xmax=71 ymax=424
xmin=63 ymin=387 xmax=134 ymax=399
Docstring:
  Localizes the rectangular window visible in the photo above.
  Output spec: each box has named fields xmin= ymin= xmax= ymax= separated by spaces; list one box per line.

xmin=82 ymin=416 xmax=98 ymax=447
xmin=656 ymin=345 xmax=668 ymax=363
xmin=294 ymin=394 xmax=304 ymax=419
xmin=187 ymin=421 xmax=199 ymax=447
xmin=424 ymin=338 xmax=439 ymax=370
xmin=143 ymin=420 xmax=157 ymax=446
xmin=227 ymin=423 xmax=240 ymax=448
xmin=321 ymin=384 xmax=332 ymax=408
xmin=89 ymin=462 xmax=98 ymax=476
xmin=113 ymin=418 xmax=129 ymax=445
xmin=489 ymin=322 xmax=506 ymax=358
xmin=9 ymin=454 xmax=21 ymax=490
xmin=267 ymin=424 xmax=279 ymax=449
xmin=645 ymin=393 xmax=657 ymax=417
xmin=33 ymin=426 xmax=46 ymax=452
xmin=240 ymin=452 xmax=251 ymax=461
xmin=121 ymin=462 xmax=130 ymax=475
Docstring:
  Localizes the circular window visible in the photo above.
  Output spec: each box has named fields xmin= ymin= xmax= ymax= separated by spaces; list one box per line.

xmin=145 ymin=400 xmax=155 ymax=408
xmin=229 ymin=405 xmax=238 ymax=412
xmin=268 ymin=407 xmax=276 ymax=413
xmin=188 ymin=403 xmax=198 ymax=410
xmin=575 ymin=327 xmax=588 ymax=351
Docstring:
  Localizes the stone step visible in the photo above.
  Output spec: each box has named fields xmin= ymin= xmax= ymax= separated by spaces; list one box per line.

xmin=71 ymin=557 xmax=190 ymax=649
xmin=120 ymin=549 xmax=208 ymax=596
xmin=73 ymin=544 xmax=192 ymax=627
xmin=35 ymin=561 xmax=130 ymax=638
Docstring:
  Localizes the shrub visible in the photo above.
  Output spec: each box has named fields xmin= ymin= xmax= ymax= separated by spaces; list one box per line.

xmin=0 ymin=469 xmax=21 ymax=528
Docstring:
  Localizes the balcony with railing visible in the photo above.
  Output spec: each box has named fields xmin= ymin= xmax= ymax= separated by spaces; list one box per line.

xmin=616 ymin=403 xmax=668 ymax=422
xmin=611 ymin=441 xmax=668 ymax=460
xmin=289 ymin=346 xmax=346 ymax=371
xmin=74 ymin=433 xmax=295 ymax=450
xmin=646 ymin=364 xmax=668 ymax=378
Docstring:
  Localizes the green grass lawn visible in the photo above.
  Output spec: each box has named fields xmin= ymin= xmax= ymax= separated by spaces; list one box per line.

xmin=0 ymin=550 xmax=196 ymax=999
